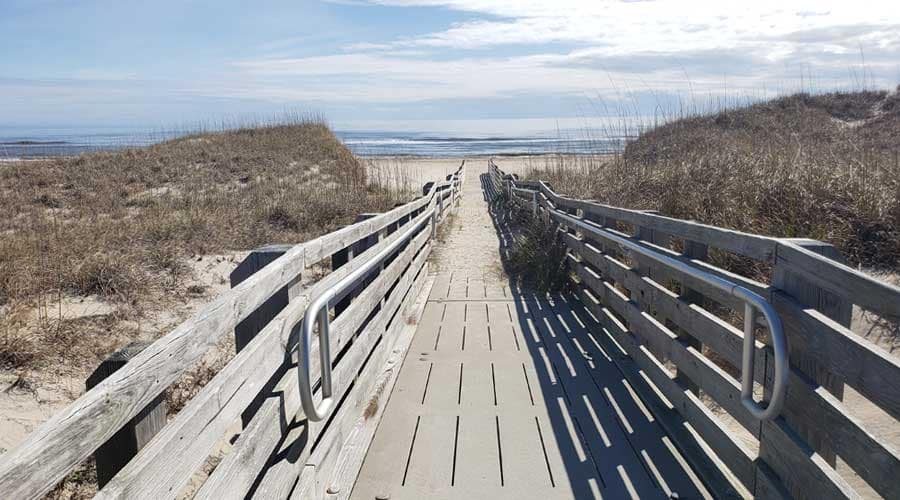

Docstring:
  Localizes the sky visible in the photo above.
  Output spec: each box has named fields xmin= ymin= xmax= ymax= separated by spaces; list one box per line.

xmin=2 ymin=0 xmax=900 ymax=134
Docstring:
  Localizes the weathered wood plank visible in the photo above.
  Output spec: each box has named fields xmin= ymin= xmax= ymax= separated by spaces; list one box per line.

xmin=85 ymin=342 xmax=168 ymax=489
xmin=564 ymin=233 xmax=767 ymax=384
xmin=0 ymin=178 xmax=452 ymax=500
xmin=574 ymin=245 xmax=900 ymax=498
xmin=256 ymin=261 xmax=431 ymax=500
xmin=572 ymin=260 xmax=758 ymax=433
xmin=773 ymin=292 xmax=900 ymax=422
xmin=538 ymin=183 xmax=777 ymax=261
xmin=572 ymin=260 xmax=858 ymax=499
xmin=317 ymin=272 xmax=432 ymax=500
xmin=0 ymin=244 xmax=307 ymax=500
xmin=555 ymin=211 xmax=770 ymax=313
xmin=575 ymin=286 xmax=754 ymax=498
xmin=505 ymin=163 xmax=900 ymax=500
xmin=774 ymin=239 xmax=849 ymax=465
xmin=195 ymin=235 xmax=431 ymax=499
xmin=301 ymin=181 xmax=437 ymax=268
xmin=289 ymin=265 xmax=430 ymax=500
xmin=94 ymin=207 xmax=433 ymax=499
xmin=775 ymin=239 xmax=900 ymax=317
xmin=756 ymin=418 xmax=857 ymax=500
xmin=776 ymin=369 xmax=900 ymax=499
xmin=95 ymin=299 xmax=307 ymax=498
xmin=675 ymin=236 xmax=707 ymax=395
xmin=230 ymin=243 xmax=300 ymax=352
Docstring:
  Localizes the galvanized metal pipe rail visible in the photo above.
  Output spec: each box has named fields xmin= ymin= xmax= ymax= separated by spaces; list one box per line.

xmin=297 ymin=173 xmax=460 ymax=422
xmin=550 ymin=206 xmax=788 ymax=420
xmin=500 ymin=170 xmax=788 ymax=420
xmin=296 ymin=211 xmax=434 ymax=421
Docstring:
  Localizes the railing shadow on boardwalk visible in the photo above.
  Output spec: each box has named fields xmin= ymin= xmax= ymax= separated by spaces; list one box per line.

xmin=477 ymin=173 xmax=702 ymax=499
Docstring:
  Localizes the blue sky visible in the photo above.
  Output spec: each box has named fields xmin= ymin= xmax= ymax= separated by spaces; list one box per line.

xmin=2 ymin=0 xmax=899 ymax=134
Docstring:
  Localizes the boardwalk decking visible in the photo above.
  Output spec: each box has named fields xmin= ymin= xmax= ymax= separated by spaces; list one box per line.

xmin=351 ymin=171 xmax=709 ymax=499
xmin=6 ymin=160 xmax=899 ymax=499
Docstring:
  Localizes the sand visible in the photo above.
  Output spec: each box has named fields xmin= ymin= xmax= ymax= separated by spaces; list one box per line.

xmin=0 ymin=157 xmax=521 ymax=456
xmin=0 ymin=252 xmax=245 ymax=456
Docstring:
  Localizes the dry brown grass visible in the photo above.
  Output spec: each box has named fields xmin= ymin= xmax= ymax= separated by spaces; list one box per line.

xmin=0 ymin=119 xmax=413 ymax=375
xmin=502 ymin=200 xmax=570 ymax=292
xmin=525 ymin=87 xmax=900 ymax=275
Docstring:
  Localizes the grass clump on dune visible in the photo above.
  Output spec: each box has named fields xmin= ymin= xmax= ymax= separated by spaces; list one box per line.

xmin=0 ymin=119 xmax=412 ymax=373
xmin=528 ymin=87 xmax=900 ymax=275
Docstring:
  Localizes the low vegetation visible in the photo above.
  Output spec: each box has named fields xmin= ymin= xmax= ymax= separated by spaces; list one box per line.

xmin=528 ymin=87 xmax=900 ymax=276
xmin=498 ymin=196 xmax=569 ymax=292
xmin=0 ymin=119 xmax=412 ymax=375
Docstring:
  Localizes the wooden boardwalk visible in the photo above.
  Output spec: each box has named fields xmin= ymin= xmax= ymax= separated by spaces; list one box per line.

xmin=351 ymin=171 xmax=708 ymax=499
xmin=5 ymin=160 xmax=900 ymax=499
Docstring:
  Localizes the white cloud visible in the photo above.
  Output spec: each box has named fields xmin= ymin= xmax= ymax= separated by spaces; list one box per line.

xmin=349 ymin=0 xmax=900 ymax=59
xmin=240 ymin=0 xmax=897 ymax=106
xmin=224 ymin=47 xmax=817 ymax=105
xmin=19 ymin=1 xmax=894 ymax=121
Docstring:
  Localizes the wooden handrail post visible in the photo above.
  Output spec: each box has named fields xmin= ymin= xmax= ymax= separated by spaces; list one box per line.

xmin=633 ymin=211 xmax=677 ymax=365
xmin=86 ymin=341 xmax=166 ymax=488
xmin=230 ymin=244 xmax=302 ymax=426
xmin=352 ymin=213 xmax=383 ymax=312
xmin=769 ymin=238 xmax=851 ymax=467
xmin=676 ymin=234 xmax=707 ymax=395
xmin=230 ymin=244 xmax=301 ymax=352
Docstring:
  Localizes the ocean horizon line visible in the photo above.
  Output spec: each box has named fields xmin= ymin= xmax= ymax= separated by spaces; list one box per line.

xmin=0 ymin=127 xmax=627 ymax=159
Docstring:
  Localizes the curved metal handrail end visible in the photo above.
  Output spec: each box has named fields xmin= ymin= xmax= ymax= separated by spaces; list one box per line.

xmin=529 ymin=203 xmax=791 ymax=421
xmin=296 ymin=207 xmax=438 ymax=422
xmin=732 ymin=287 xmax=789 ymax=420
xmin=298 ymin=292 xmax=336 ymax=422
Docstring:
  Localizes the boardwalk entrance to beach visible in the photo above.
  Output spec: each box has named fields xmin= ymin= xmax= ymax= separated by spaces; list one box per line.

xmin=351 ymin=169 xmax=707 ymax=499
xmin=4 ymin=159 xmax=900 ymax=500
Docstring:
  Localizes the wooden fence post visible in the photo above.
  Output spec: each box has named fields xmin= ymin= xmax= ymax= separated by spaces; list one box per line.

xmin=86 ymin=341 xmax=166 ymax=488
xmin=230 ymin=244 xmax=303 ymax=426
xmin=230 ymin=244 xmax=298 ymax=352
xmin=581 ymin=205 xmax=613 ymax=256
xmin=352 ymin=213 xmax=382 ymax=312
xmin=676 ymin=236 xmax=707 ymax=395
xmin=332 ymin=243 xmax=355 ymax=316
xmin=633 ymin=211 xmax=678 ymax=365
xmin=771 ymin=238 xmax=851 ymax=466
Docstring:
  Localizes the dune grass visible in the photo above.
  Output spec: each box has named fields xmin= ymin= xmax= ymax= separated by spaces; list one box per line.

xmin=0 ymin=119 xmax=414 ymax=374
xmin=525 ymin=87 xmax=900 ymax=277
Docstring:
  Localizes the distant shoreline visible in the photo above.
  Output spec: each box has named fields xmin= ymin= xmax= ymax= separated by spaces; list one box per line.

xmin=0 ymin=128 xmax=623 ymax=160
xmin=2 ymin=151 xmax=613 ymax=162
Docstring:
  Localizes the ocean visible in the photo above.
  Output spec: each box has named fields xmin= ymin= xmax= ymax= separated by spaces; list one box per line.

xmin=336 ymin=131 xmax=622 ymax=157
xmin=0 ymin=127 xmax=625 ymax=160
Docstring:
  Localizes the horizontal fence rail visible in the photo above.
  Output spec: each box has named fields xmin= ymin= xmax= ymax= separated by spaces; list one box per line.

xmin=0 ymin=162 xmax=464 ymax=499
xmin=547 ymin=207 xmax=790 ymax=421
xmin=490 ymin=159 xmax=900 ymax=499
xmin=297 ymin=210 xmax=434 ymax=422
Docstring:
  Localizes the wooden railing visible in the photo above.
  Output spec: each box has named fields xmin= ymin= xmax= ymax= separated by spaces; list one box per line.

xmin=490 ymin=159 xmax=900 ymax=499
xmin=0 ymin=162 xmax=464 ymax=499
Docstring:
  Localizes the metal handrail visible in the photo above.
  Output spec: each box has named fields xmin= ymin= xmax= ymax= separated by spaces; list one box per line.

xmin=499 ymin=171 xmax=788 ymax=421
xmin=296 ymin=175 xmax=459 ymax=422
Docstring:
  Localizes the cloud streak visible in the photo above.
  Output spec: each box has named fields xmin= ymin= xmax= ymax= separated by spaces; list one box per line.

xmin=4 ymin=0 xmax=899 ymax=127
xmin=342 ymin=0 xmax=900 ymax=73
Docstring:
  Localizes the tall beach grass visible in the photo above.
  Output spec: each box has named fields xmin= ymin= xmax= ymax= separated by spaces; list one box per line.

xmin=524 ymin=86 xmax=900 ymax=277
xmin=0 ymin=117 xmax=415 ymax=373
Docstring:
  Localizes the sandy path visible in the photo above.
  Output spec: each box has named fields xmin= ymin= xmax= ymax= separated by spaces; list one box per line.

xmin=429 ymin=158 xmax=506 ymax=278
xmin=367 ymin=155 xmax=535 ymax=281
